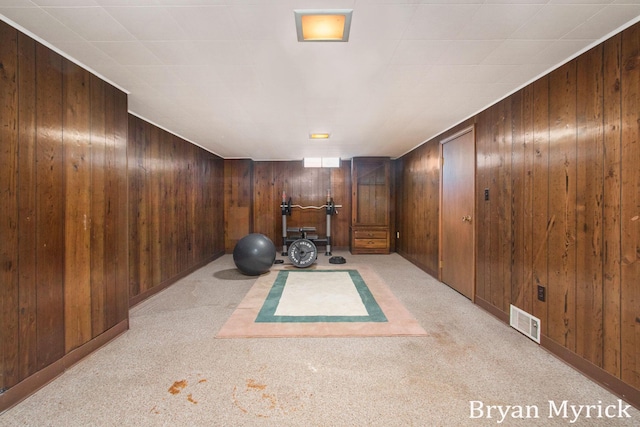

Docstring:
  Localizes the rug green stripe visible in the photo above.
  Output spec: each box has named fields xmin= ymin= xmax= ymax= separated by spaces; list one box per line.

xmin=255 ymin=270 xmax=388 ymax=323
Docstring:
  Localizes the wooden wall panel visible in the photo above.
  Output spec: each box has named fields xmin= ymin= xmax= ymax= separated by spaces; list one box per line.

xmin=0 ymin=19 xmax=19 ymax=391
xmin=575 ymin=45 xmax=604 ymax=366
xmin=510 ymin=91 xmax=526 ymax=312
xmin=35 ymin=44 xmax=66 ymax=371
xmin=0 ymin=19 xmax=129 ymax=406
xmin=17 ymin=33 xmax=38 ymax=381
xmin=395 ymin=139 xmax=440 ymax=276
xmin=395 ymin=19 xmax=640 ymax=405
xmin=531 ymin=76 xmax=550 ymax=333
xmin=521 ymin=84 xmax=535 ymax=315
xmin=547 ymin=62 xmax=578 ymax=351
xmin=127 ymin=115 xmax=224 ymax=303
xmin=602 ymin=34 xmax=622 ymax=378
xmin=90 ymin=76 xmax=106 ymax=337
xmin=223 ymin=159 xmax=252 ymax=252
xmin=475 ymin=109 xmax=491 ymax=302
xmin=620 ymin=23 xmax=640 ymax=390
xmin=248 ymin=161 xmax=351 ymax=252
xmin=104 ymin=85 xmax=129 ymax=326
xmin=63 ymin=61 xmax=92 ymax=352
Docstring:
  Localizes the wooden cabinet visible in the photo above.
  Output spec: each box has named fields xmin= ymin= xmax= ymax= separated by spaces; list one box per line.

xmin=350 ymin=157 xmax=390 ymax=254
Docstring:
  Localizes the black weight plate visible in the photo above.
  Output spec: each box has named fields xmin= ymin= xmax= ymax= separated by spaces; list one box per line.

xmin=288 ymin=239 xmax=317 ymax=268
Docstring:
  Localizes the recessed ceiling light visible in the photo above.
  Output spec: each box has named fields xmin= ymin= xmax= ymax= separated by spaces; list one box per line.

xmin=310 ymin=133 xmax=330 ymax=139
xmin=294 ymin=9 xmax=353 ymax=42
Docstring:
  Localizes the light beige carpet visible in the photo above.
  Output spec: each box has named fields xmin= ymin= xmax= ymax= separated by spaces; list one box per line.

xmin=216 ymin=264 xmax=427 ymax=338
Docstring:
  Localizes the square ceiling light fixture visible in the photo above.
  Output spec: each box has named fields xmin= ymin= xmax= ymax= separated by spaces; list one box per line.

xmin=295 ymin=9 xmax=353 ymax=42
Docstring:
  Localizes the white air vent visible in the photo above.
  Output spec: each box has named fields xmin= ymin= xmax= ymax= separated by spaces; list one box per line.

xmin=510 ymin=305 xmax=541 ymax=344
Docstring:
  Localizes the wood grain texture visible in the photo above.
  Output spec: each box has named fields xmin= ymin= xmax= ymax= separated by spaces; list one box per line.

xmin=35 ymin=43 xmax=65 ymax=371
xmin=90 ymin=76 xmax=106 ymax=337
xmin=17 ymin=32 xmax=38 ymax=381
xmin=531 ymin=76 xmax=550 ymax=334
xmin=511 ymin=90 xmax=527 ymax=311
xmin=127 ymin=115 xmax=224 ymax=302
xmin=0 ymin=20 xmax=129 ymax=400
xmin=575 ymin=45 xmax=604 ymax=366
xmin=620 ymin=24 xmax=640 ymax=389
xmin=0 ymin=21 xmax=19 ymax=391
xmin=395 ymin=139 xmax=440 ymax=276
xmin=475 ymin=110 xmax=490 ymax=301
xmin=395 ymin=20 xmax=640 ymax=396
xmin=547 ymin=62 xmax=577 ymax=351
xmin=248 ymin=161 xmax=352 ymax=250
xmin=602 ymin=34 xmax=622 ymax=378
xmin=63 ymin=61 xmax=92 ymax=352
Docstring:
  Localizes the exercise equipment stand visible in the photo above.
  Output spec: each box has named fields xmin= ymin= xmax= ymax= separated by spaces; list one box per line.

xmin=280 ymin=190 xmax=342 ymax=257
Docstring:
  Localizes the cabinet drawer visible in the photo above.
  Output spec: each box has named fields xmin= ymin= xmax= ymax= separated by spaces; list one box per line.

xmin=353 ymin=230 xmax=387 ymax=239
xmin=354 ymin=238 xmax=387 ymax=249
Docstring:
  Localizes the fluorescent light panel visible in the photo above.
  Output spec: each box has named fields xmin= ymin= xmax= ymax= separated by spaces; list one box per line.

xmin=294 ymin=9 xmax=353 ymax=42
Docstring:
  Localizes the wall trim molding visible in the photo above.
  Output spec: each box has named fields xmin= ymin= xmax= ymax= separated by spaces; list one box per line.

xmin=395 ymin=250 xmax=438 ymax=278
xmin=474 ymin=296 xmax=510 ymax=323
xmin=397 ymin=249 xmax=640 ymax=411
xmin=541 ymin=336 xmax=640 ymax=410
xmin=129 ymin=251 xmax=225 ymax=308
xmin=0 ymin=319 xmax=129 ymax=414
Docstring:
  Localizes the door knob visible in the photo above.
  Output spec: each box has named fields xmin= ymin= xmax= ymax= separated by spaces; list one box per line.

xmin=462 ymin=215 xmax=472 ymax=222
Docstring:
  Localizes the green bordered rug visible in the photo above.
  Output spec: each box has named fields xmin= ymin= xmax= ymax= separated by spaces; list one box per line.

xmin=216 ymin=265 xmax=427 ymax=338
xmin=255 ymin=270 xmax=387 ymax=323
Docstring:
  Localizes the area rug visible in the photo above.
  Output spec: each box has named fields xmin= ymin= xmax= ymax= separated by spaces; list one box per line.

xmin=216 ymin=265 xmax=427 ymax=338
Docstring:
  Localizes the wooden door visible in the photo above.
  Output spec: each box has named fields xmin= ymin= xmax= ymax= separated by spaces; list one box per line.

xmin=440 ymin=127 xmax=475 ymax=299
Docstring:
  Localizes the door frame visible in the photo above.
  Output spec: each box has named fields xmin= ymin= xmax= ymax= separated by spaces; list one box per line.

xmin=438 ymin=125 xmax=476 ymax=302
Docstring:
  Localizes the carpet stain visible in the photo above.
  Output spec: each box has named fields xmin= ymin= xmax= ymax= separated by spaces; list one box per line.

xmin=247 ymin=379 xmax=267 ymax=391
xmin=187 ymin=393 xmax=198 ymax=404
xmin=168 ymin=380 xmax=187 ymax=395
xmin=232 ymin=379 xmax=308 ymax=418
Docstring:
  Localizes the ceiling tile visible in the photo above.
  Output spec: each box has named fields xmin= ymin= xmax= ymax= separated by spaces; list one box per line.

xmin=481 ymin=40 xmax=553 ymax=65
xmin=165 ymin=5 xmax=238 ymax=40
xmin=455 ymin=4 xmax=544 ymax=40
xmin=104 ymin=6 xmax=189 ymax=41
xmin=509 ymin=4 xmax=607 ymax=40
xmin=391 ymin=40 xmax=451 ymax=65
xmin=0 ymin=7 xmax=84 ymax=43
xmin=43 ymin=6 xmax=135 ymax=41
xmin=563 ymin=5 xmax=640 ymax=39
xmin=434 ymin=40 xmax=502 ymax=65
xmin=402 ymin=4 xmax=481 ymax=40
xmin=92 ymin=41 xmax=162 ymax=65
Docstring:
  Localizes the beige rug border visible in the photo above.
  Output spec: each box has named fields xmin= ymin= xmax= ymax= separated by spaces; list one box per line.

xmin=216 ymin=264 xmax=428 ymax=338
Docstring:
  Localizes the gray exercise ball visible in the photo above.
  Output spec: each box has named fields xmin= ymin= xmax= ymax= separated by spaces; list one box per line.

xmin=233 ymin=233 xmax=277 ymax=276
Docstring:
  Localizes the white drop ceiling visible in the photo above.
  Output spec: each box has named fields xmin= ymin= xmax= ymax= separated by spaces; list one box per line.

xmin=1 ymin=1 xmax=639 ymax=161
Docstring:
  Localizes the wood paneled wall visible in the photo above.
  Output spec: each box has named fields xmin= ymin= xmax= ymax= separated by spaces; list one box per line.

xmin=240 ymin=160 xmax=351 ymax=251
xmin=0 ymin=21 xmax=128 ymax=400
xmin=394 ymin=140 xmax=441 ymax=277
xmin=397 ymin=22 xmax=640 ymax=402
xmin=128 ymin=115 xmax=224 ymax=303
xmin=224 ymin=159 xmax=253 ymax=252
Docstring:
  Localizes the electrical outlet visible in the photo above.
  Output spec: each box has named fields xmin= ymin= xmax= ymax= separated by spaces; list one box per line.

xmin=484 ymin=188 xmax=490 ymax=201
xmin=537 ymin=285 xmax=546 ymax=302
